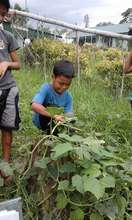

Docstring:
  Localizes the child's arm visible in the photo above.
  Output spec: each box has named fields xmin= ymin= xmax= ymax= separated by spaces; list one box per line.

xmin=123 ymin=52 xmax=132 ymax=73
xmin=9 ymin=50 xmax=21 ymax=70
xmin=32 ymin=102 xmax=64 ymax=122
xmin=0 ymin=50 xmax=20 ymax=77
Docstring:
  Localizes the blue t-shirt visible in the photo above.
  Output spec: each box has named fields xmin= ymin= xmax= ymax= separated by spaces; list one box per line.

xmin=32 ymin=83 xmax=73 ymax=128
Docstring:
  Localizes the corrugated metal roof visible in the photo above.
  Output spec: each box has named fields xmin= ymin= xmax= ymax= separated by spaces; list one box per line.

xmin=93 ymin=22 xmax=132 ymax=33
xmin=69 ymin=22 xmax=132 ymax=38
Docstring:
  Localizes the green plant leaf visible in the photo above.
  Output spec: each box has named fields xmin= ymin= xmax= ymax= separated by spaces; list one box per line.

xmin=68 ymin=135 xmax=84 ymax=143
xmin=0 ymin=161 xmax=13 ymax=176
xmin=83 ymin=176 xmax=105 ymax=199
xmin=56 ymin=193 xmax=68 ymax=209
xmin=100 ymin=160 xmax=121 ymax=167
xmin=75 ymin=145 xmax=91 ymax=160
xmin=122 ymin=159 xmax=132 ymax=172
xmin=47 ymin=164 xmax=58 ymax=180
xmin=34 ymin=157 xmax=50 ymax=169
xmin=0 ymin=177 xmax=4 ymax=187
xmin=59 ymin=134 xmax=83 ymax=143
xmin=96 ymin=200 xmax=118 ymax=220
xmin=116 ymin=195 xmax=127 ymax=217
xmin=58 ymin=180 xmax=69 ymax=190
xmin=60 ymin=162 xmax=76 ymax=173
xmin=100 ymin=149 xmax=118 ymax=159
xmin=46 ymin=106 xmax=64 ymax=117
xmin=42 ymin=213 xmax=52 ymax=220
xmin=59 ymin=133 xmax=72 ymax=141
xmin=83 ymin=136 xmax=105 ymax=146
xmin=84 ymin=163 xmax=101 ymax=177
xmin=90 ymin=213 xmax=104 ymax=220
xmin=100 ymin=175 xmax=115 ymax=188
xmin=70 ymin=208 xmax=84 ymax=220
xmin=72 ymin=175 xmax=84 ymax=194
xmin=52 ymin=143 xmax=73 ymax=159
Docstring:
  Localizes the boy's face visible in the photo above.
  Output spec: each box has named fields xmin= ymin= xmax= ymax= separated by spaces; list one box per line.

xmin=52 ymin=75 xmax=72 ymax=94
xmin=0 ymin=4 xmax=8 ymax=23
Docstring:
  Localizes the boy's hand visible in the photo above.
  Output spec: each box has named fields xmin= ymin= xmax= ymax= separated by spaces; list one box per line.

xmin=0 ymin=62 xmax=9 ymax=78
xmin=54 ymin=115 xmax=64 ymax=122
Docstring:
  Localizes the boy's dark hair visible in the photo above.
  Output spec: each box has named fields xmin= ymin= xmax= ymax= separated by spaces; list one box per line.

xmin=0 ymin=0 xmax=10 ymax=11
xmin=53 ymin=60 xmax=74 ymax=78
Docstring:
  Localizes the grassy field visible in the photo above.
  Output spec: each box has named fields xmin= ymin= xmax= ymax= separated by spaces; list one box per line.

xmin=14 ymin=67 xmax=132 ymax=143
xmin=0 ymin=67 xmax=132 ymax=220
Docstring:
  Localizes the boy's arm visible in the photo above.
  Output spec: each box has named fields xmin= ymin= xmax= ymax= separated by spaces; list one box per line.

xmin=32 ymin=102 xmax=53 ymax=119
xmin=0 ymin=50 xmax=20 ymax=77
xmin=32 ymin=102 xmax=64 ymax=122
xmin=123 ymin=52 xmax=132 ymax=73
xmin=9 ymin=50 xmax=21 ymax=70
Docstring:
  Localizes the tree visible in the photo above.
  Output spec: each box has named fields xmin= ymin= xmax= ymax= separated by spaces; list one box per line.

xmin=119 ymin=8 xmax=132 ymax=23
xmin=96 ymin=22 xmax=114 ymax=27
xmin=84 ymin=14 xmax=89 ymax=28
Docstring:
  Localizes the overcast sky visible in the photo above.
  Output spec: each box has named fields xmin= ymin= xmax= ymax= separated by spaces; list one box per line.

xmin=10 ymin=0 xmax=132 ymax=27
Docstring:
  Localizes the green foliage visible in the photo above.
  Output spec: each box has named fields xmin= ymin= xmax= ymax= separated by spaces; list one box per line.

xmin=90 ymin=213 xmax=104 ymax=220
xmin=32 ymin=38 xmax=76 ymax=68
xmin=70 ymin=208 xmax=84 ymax=220
xmin=1 ymin=67 xmax=131 ymax=220
xmin=56 ymin=193 xmax=68 ymax=209
xmin=100 ymin=175 xmax=115 ymax=188
xmin=0 ymin=177 xmax=4 ymax=187
xmin=52 ymin=143 xmax=73 ymax=159
xmin=104 ymin=48 xmax=122 ymax=61
xmin=96 ymin=48 xmax=132 ymax=95
xmin=72 ymin=175 xmax=84 ymax=194
xmin=83 ymin=176 xmax=105 ymax=199
xmin=32 ymin=38 xmax=132 ymax=98
xmin=0 ymin=161 xmax=13 ymax=176
xmin=46 ymin=107 xmax=64 ymax=116
xmin=8 ymin=127 xmax=131 ymax=219
xmin=32 ymin=38 xmax=101 ymax=79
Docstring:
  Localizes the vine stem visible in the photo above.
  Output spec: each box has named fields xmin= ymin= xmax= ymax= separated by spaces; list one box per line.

xmin=61 ymin=122 xmax=81 ymax=132
xmin=51 ymin=121 xmax=61 ymax=135
xmin=51 ymin=120 xmax=81 ymax=135
xmin=21 ymin=135 xmax=50 ymax=179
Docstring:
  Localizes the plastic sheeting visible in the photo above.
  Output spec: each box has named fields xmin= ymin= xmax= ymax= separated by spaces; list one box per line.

xmin=0 ymin=210 xmax=19 ymax=220
xmin=0 ymin=198 xmax=23 ymax=220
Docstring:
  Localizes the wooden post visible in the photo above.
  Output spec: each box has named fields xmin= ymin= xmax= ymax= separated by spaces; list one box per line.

xmin=128 ymin=27 xmax=132 ymax=51
xmin=128 ymin=40 xmax=132 ymax=51
xmin=43 ymin=51 xmax=47 ymax=80
xmin=120 ymin=40 xmax=126 ymax=97
xmin=76 ymin=31 xmax=80 ymax=81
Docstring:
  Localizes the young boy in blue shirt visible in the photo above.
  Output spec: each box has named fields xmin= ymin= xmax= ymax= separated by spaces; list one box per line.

xmin=31 ymin=60 xmax=74 ymax=133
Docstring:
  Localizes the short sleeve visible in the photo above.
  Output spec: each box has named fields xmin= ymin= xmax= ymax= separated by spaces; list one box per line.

xmin=32 ymin=84 xmax=48 ymax=104
xmin=64 ymin=93 xmax=73 ymax=113
xmin=7 ymin=32 xmax=19 ymax=53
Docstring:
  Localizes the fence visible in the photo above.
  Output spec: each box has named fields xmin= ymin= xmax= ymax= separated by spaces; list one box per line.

xmin=3 ymin=9 xmax=131 ymax=96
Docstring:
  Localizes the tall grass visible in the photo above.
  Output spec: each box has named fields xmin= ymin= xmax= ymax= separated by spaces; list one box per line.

xmin=13 ymin=67 xmax=132 ymax=147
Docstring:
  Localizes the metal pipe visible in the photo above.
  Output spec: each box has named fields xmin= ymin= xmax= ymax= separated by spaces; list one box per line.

xmin=9 ymin=9 xmax=132 ymax=41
